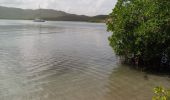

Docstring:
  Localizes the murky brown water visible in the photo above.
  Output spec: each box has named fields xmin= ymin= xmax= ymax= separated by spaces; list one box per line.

xmin=0 ymin=20 xmax=169 ymax=100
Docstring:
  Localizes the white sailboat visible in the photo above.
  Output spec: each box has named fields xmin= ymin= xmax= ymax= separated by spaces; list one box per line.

xmin=34 ymin=5 xmax=45 ymax=22
xmin=34 ymin=18 xmax=45 ymax=22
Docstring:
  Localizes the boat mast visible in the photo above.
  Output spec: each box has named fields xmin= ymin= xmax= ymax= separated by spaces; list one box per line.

xmin=39 ymin=5 xmax=41 ymax=18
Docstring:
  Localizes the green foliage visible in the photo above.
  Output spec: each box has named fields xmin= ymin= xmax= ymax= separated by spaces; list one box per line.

xmin=107 ymin=0 xmax=170 ymax=66
xmin=152 ymin=86 xmax=170 ymax=100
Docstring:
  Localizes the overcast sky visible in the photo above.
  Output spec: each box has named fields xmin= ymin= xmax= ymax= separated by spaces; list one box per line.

xmin=0 ymin=0 xmax=117 ymax=16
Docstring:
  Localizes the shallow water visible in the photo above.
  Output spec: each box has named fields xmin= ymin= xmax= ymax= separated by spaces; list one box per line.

xmin=0 ymin=20 xmax=169 ymax=100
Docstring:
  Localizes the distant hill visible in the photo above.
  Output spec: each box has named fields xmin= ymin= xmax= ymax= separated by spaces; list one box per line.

xmin=0 ymin=6 xmax=108 ymax=22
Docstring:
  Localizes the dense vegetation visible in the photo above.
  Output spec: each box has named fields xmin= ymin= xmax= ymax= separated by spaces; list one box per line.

xmin=107 ymin=0 xmax=170 ymax=68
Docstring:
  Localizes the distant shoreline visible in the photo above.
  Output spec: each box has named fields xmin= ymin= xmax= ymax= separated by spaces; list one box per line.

xmin=0 ymin=18 xmax=105 ymax=23
xmin=0 ymin=6 xmax=108 ymax=23
xmin=0 ymin=18 xmax=106 ymax=23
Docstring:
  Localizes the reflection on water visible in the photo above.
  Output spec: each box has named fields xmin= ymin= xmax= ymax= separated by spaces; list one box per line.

xmin=0 ymin=20 xmax=169 ymax=100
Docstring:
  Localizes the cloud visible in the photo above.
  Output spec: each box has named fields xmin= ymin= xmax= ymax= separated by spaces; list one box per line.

xmin=0 ymin=0 xmax=117 ymax=16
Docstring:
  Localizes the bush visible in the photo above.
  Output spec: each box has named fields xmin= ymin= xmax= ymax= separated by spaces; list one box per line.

xmin=152 ymin=86 xmax=170 ymax=100
xmin=106 ymin=0 xmax=170 ymax=67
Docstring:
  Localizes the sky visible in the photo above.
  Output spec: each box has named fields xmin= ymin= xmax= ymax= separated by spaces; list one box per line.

xmin=0 ymin=0 xmax=117 ymax=16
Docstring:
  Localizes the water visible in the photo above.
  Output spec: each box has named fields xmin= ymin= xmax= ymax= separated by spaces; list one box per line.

xmin=0 ymin=20 xmax=169 ymax=100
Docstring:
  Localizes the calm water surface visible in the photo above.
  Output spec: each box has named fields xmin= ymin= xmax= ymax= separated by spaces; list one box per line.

xmin=0 ymin=20 xmax=169 ymax=100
